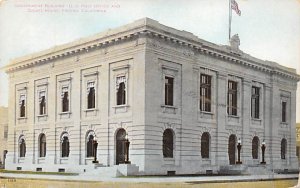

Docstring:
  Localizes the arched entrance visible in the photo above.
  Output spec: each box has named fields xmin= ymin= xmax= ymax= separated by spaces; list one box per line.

xmin=116 ymin=129 xmax=126 ymax=165
xmin=228 ymin=134 xmax=236 ymax=165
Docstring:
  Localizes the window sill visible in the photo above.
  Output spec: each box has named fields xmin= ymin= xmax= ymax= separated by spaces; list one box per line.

xmin=113 ymin=104 xmax=129 ymax=108
xmin=84 ymin=108 xmax=98 ymax=112
xmin=59 ymin=111 xmax=72 ymax=115
xmin=251 ymin=118 xmax=261 ymax=121
xmin=227 ymin=115 xmax=240 ymax=123
xmin=161 ymin=105 xmax=177 ymax=114
xmin=113 ymin=105 xmax=129 ymax=114
xmin=228 ymin=115 xmax=239 ymax=118
xmin=37 ymin=114 xmax=48 ymax=117
xmin=163 ymin=157 xmax=174 ymax=160
xmin=199 ymin=111 xmax=213 ymax=115
xmin=251 ymin=118 xmax=262 ymax=126
xmin=198 ymin=111 xmax=214 ymax=120
xmin=18 ymin=117 xmax=27 ymax=120
xmin=280 ymin=122 xmax=288 ymax=125
xmin=161 ymin=105 xmax=177 ymax=109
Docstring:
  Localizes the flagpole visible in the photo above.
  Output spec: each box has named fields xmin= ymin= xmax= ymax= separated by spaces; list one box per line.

xmin=229 ymin=0 xmax=232 ymax=41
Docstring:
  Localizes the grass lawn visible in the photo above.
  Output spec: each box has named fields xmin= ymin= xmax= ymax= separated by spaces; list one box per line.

xmin=0 ymin=178 xmax=297 ymax=188
xmin=0 ymin=169 xmax=78 ymax=176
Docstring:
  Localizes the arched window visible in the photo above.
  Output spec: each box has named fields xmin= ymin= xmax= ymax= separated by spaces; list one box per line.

xmin=86 ymin=132 xmax=95 ymax=157
xmin=117 ymin=82 xmax=126 ymax=105
xmin=228 ymin=134 xmax=236 ymax=165
xmin=39 ymin=134 xmax=46 ymax=157
xmin=116 ymin=128 xmax=126 ymax=164
xmin=19 ymin=136 xmax=26 ymax=157
xmin=252 ymin=136 xmax=259 ymax=159
xmin=201 ymin=132 xmax=210 ymax=158
xmin=61 ymin=133 xmax=70 ymax=158
xmin=163 ymin=129 xmax=174 ymax=158
xmin=87 ymin=87 xmax=95 ymax=109
xmin=281 ymin=138 xmax=287 ymax=159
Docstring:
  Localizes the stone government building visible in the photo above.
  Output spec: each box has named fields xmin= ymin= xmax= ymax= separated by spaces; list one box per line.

xmin=4 ymin=18 xmax=300 ymax=176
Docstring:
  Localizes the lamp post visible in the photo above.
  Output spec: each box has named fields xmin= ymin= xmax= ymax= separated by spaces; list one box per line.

xmin=260 ymin=140 xmax=266 ymax=164
xmin=124 ymin=133 xmax=131 ymax=164
xmin=92 ymin=138 xmax=98 ymax=163
xmin=236 ymin=138 xmax=242 ymax=164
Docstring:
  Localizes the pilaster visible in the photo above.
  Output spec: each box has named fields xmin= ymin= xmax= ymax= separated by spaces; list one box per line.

xmin=215 ymin=72 xmax=227 ymax=166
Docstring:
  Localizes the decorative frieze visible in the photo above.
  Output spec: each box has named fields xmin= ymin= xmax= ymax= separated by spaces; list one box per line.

xmin=5 ymin=20 xmax=300 ymax=82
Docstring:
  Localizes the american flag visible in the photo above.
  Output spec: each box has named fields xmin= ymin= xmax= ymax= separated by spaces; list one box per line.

xmin=231 ymin=0 xmax=241 ymax=16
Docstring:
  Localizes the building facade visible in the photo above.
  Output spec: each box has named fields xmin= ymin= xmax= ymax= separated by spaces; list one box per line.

xmin=4 ymin=18 xmax=300 ymax=175
xmin=0 ymin=107 xmax=8 ymax=168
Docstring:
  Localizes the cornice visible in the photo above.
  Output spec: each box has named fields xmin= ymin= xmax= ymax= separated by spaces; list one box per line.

xmin=4 ymin=18 xmax=300 ymax=82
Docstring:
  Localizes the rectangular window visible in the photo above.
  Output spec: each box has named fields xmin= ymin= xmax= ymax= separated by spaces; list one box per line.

xmin=62 ymin=87 xmax=69 ymax=112
xmin=296 ymin=146 xmax=299 ymax=157
xmin=87 ymin=82 xmax=95 ymax=109
xmin=165 ymin=76 xmax=174 ymax=106
xmin=282 ymin=101 xmax=287 ymax=122
xmin=19 ymin=95 xmax=26 ymax=117
xmin=227 ymin=81 xmax=237 ymax=116
xmin=200 ymin=74 xmax=211 ymax=112
xmin=251 ymin=86 xmax=260 ymax=119
xmin=39 ymin=91 xmax=46 ymax=115
xmin=116 ymin=76 xmax=126 ymax=105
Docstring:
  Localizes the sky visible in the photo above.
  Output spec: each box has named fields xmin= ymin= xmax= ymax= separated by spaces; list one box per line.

xmin=0 ymin=0 xmax=299 ymax=121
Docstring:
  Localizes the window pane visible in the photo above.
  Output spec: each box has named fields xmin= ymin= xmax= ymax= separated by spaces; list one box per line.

xmin=62 ymin=136 xmax=69 ymax=157
xmin=87 ymin=87 xmax=95 ymax=109
xmin=281 ymin=139 xmax=287 ymax=159
xmin=117 ymin=82 xmax=126 ymax=105
xmin=200 ymin=74 xmax=211 ymax=112
xmin=163 ymin=129 xmax=173 ymax=158
xmin=19 ymin=139 xmax=26 ymax=157
xmin=282 ymin=102 xmax=286 ymax=122
xmin=251 ymin=87 xmax=260 ymax=119
xmin=20 ymin=100 xmax=25 ymax=117
xmin=201 ymin=132 xmax=210 ymax=158
xmin=39 ymin=134 xmax=46 ymax=157
xmin=252 ymin=137 xmax=259 ymax=159
xmin=40 ymin=96 xmax=46 ymax=115
xmin=165 ymin=77 xmax=174 ymax=106
xmin=87 ymin=135 xmax=94 ymax=157
xmin=62 ymin=92 xmax=69 ymax=112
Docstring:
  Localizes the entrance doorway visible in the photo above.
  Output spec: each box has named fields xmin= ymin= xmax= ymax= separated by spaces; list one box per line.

xmin=116 ymin=129 xmax=126 ymax=165
xmin=228 ymin=135 xmax=236 ymax=165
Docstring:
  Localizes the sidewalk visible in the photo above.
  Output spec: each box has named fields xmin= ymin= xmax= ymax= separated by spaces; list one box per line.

xmin=0 ymin=172 xmax=298 ymax=183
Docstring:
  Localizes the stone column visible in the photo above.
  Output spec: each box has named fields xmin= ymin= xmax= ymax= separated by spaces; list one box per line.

xmin=241 ymin=79 xmax=251 ymax=164
xmin=263 ymin=84 xmax=272 ymax=165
